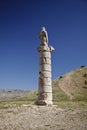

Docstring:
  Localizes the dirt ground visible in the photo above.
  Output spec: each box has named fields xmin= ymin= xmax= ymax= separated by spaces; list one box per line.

xmin=0 ymin=105 xmax=87 ymax=130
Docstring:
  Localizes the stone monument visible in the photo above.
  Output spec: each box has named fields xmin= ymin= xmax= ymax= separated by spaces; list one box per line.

xmin=37 ymin=27 xmax=55 ymax=105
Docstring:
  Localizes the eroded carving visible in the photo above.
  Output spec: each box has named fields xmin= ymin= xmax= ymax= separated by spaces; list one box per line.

xmin=39 ymin=27 xmax=48 ymax=46
xmin=39 ymin=93 xmax=47 ymax=100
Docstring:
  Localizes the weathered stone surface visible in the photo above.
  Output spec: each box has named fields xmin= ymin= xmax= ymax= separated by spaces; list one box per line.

xmin=40 ymin=57 xmax=51 ymax=64
xmin=40 ymin=51 xmax=51 ymax=58
xmin=37 ymin=27 xmax=55 ymax=105
xmin=38 ymin=92 xmax=52 ymax=105
xmin=39 ymin=78 xmax=51 ymax=87
xmin=39 ymin=85 xmax=52 ymax=92
xmin=39 ymin=71 xmax=51 ymax=78
xmin=40 ymin=64 xmax=51 ymax=71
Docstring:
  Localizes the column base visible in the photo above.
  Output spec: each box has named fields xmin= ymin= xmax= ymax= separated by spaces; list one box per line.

xmin=36 ymin=100 xmax=53 ymax=106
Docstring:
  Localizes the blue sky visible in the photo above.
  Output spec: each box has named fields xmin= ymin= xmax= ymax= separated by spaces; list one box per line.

xmin=0 ymin=0 xmax=87 ymax=90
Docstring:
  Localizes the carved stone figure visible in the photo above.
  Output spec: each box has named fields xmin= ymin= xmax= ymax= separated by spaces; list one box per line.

xmin=39 ymin=27 xmax=48 ymax=46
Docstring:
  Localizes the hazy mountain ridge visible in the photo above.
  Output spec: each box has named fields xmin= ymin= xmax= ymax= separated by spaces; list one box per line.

xmin=0 ymin=89 xmax=30 ymax=100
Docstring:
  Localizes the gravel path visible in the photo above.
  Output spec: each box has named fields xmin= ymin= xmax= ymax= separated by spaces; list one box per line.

xmin=0 ymin=105 xmax=87 ymax=130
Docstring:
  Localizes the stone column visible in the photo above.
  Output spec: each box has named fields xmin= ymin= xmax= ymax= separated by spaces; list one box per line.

xmin=37 ymin=27 xmax=55 ymax=105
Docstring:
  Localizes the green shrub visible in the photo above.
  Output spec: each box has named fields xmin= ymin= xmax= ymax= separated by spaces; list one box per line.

xmin=85 ymin=80 xmax=87 ymax=85
xmin=83 ymin=74 xmax=87 ymax=77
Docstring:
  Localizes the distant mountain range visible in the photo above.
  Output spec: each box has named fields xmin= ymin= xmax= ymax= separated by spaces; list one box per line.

xmin=0 ymin=89 xmax=30 ymax=100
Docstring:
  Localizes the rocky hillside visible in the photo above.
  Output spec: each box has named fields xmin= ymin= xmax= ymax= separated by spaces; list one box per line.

xmin=52 ymin=66 xmax=87 ymax=101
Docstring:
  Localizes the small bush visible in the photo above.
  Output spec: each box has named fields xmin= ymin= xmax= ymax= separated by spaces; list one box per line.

xmin=85 ymin=80 xmax=87 ymax=85
xmin=59 ymin=76 xmax=63 ymax=79
xmin=83 ymin=74 xmax=87 ymax=77
xmin=80 ymin=65 xmax=85 ymax=68
xmin=83 ymin=86 xmax=87 ymax=89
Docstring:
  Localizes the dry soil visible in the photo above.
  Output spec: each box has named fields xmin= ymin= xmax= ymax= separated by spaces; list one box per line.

xmin=0 ymin=105 xmax=87 ymax=130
